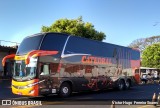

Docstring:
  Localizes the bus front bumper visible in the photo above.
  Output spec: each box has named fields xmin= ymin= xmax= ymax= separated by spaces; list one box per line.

xmin=12 ymin=79 xmax=39 ymax=96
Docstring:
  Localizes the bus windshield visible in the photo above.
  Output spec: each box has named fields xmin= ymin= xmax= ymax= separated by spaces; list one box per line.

xmin=13 ymin=57 xmax=37 ymax=80
xmin=16 ymin=34 xmax=44 ymax=55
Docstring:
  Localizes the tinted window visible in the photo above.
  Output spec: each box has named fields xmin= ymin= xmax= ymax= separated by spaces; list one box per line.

xmin=40 ymin=33 xmax=68 ymax=51
xmin=140 ymin=69 xmax=146 ymax=73
xmin=64 ymin=36 xmax=100 ymax=56
xmin=64 ymin=36 xmax=140 ymax=60
xmin=65 ymin=36 xmax=120 ymax=57
xmin=17 ymin=35 xmax=44 ymax=55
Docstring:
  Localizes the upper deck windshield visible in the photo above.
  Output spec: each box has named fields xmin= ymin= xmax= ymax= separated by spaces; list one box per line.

xmin=13 ymin=57 xmax=37 ymax=81
xmin=17 ymin=33 xmax=69 ymax=55
xmin=16 ymin=34 xmax=44 ymax=55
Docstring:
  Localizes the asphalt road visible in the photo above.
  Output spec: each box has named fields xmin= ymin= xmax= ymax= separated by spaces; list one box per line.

xmin=1 ymin=79 xmax=160 ymax=108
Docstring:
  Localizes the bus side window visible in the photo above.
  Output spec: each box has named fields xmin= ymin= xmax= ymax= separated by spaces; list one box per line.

xmin=40 ymin=64 xmax=50 ymax=75
xmin=50 ymin=63 xmax=58 ymax=73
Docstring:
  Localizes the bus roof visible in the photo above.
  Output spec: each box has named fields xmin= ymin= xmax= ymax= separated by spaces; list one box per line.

xmin=25 ymin=32 xmax=139 ymax=51
xmin=25 ymin=32 xmax=69 ymax=38
xmin=17 ymin=32 xmax=140 ymax=57
xmin=140 ymin=67 xmax=158 ymax=69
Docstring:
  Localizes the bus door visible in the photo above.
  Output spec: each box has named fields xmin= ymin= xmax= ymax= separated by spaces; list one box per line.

xmin=38 ymin=63 xmax=53 ymax=95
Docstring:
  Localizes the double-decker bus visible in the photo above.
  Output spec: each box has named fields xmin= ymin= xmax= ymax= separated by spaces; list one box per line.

xmin=2 ymin=32 xmax=140 ymax=97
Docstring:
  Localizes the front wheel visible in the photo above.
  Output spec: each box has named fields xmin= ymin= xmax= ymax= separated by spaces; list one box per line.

xmin=59 ymin=83 xmax=71 ymax=98
xmin=117 ymin=80 xmax=125 ymax=90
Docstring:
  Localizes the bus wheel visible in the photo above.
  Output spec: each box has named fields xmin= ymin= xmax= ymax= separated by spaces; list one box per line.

xmin=59 ymin=82 xmax=71 ymax=97
xmin=125 ymin=80 xmax=131 ymax=90
xmin=42 ymin=94 xmax=49 ymax=97
xmin=118 ymin=80 xmax=125 ymax=90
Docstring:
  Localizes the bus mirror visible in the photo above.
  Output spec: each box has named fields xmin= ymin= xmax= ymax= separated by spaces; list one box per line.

xmin=25 ymin=50 xmax=41 ymax=64
xmin=25 ymin=50 xmax=58 ymax=65
xmin=32 ymin=51 xmax=58 ymax=58
xmin=32 ymin=54 xmax=39 ymax=58
xmin=2 ymin=54 xmax=15 ymax=66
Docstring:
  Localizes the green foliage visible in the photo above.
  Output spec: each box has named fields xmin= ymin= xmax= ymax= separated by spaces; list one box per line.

xmin=41 ymin=17 xmax=106 ymax=41
xmin=141 ymin=43 xmax=160 ymax=68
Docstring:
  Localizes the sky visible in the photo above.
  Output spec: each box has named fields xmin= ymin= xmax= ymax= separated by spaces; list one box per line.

xmin=1 ymin=0 xmax=160 ymax=46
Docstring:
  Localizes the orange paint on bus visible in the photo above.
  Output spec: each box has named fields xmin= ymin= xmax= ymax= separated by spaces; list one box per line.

xmin=12 ymin=79 xmax=39 ymax=96
xmin=81 ymin=56 xmax=112 ymax=65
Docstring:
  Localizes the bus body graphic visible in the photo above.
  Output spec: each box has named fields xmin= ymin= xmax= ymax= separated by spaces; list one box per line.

xmin=2 ymin=32 xmax=140 ymax=97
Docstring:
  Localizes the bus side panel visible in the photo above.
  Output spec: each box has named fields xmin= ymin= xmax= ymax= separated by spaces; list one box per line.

xmin=37 ymin=34 xmax=140 ymax=95
xmin=58 ymin=56 xmax=135 ymax=92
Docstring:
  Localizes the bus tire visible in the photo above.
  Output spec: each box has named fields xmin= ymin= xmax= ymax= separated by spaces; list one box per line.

xmin=125 ymin=80 xmax=131 ymax=90
xmin=117 ymin=80 xmax=125 ymax=90
xmin=42 ymin=94 xmax=49 ymax=97
xmin=59 ymin=82 xmax=71 ymax=98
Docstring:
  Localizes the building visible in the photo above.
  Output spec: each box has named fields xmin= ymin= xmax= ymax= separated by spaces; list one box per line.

xmin=0 ymin=40 xmax=18 ymax=77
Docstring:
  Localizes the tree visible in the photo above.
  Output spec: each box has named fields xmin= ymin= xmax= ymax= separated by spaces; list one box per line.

xmin=41 ymin=17 xmax=106 ymax=41
xmin=141 ymin=43 xmax=160 ymax=68
xmin=129 ymin=36 xmax=160 ymax=53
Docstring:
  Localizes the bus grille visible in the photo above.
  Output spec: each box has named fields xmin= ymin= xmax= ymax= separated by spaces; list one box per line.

xmin=12 ymin=85 xmax=27 ymax=89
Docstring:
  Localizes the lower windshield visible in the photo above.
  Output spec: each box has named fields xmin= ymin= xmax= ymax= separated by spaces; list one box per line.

xmin=13 ymin=58 xmax=37 ymax=80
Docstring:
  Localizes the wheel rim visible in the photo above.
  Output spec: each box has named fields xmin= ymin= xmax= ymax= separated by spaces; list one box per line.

xmin=119 ymin=81 xmax=123 ymax=89
xmin=126 ymin=81 xmax=130 ymax=88
xmin=62 ymin=87 xmax=69 ymax=94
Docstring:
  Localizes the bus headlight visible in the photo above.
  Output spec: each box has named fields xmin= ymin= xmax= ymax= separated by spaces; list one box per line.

xmin=27 ymin=83 xmax=34 ymax=87
xmin=27 ymin=82 xmax=38 ymax=87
